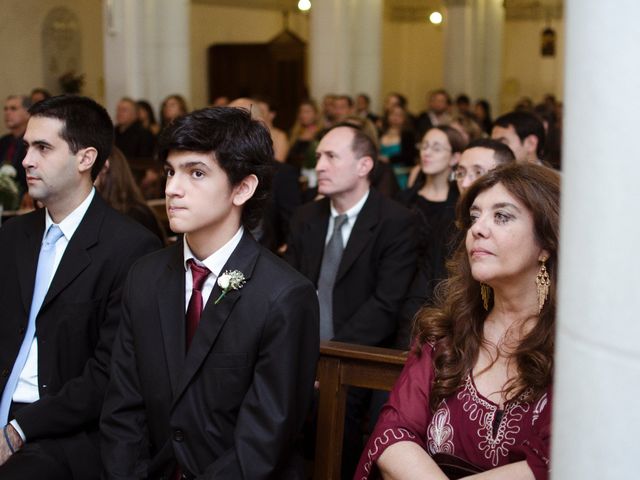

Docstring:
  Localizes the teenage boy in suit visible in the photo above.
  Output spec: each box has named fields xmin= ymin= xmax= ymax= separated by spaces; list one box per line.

xmin=101 ymin=107 xmax=319 ymax=479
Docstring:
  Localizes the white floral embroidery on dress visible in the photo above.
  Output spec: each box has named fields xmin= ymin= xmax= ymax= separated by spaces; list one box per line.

xmin=361 ymin=427 xmax=416 ymax=479
xmin=427 ymin=402 xmax=455 ymax=455
xmin=458 ymin=376 xmax=532 ymax=466
xmin=531 ymin=393 xmax=548 ymax=425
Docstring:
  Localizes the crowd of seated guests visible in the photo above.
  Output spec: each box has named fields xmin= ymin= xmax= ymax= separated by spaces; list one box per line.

xmin=276 ymin=90 xmax=557 ymax=478
xmin=0 ymin=86 xmax=562 ymax=479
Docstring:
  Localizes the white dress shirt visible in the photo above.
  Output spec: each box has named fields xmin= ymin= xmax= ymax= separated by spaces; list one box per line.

xmin=324 ymin=189 xmax=370 ymax=247
xmin=13 ymin=188 xmax=96 ymax=404
xmin=11 ymin=188 xmax=95 ymax=441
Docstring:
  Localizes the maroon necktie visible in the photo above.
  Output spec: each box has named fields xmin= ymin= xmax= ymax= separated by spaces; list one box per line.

xmin=173 ymin=260 xmax=210 ymax=479
xmin=185 ymin=259 xmax=210 ymax=350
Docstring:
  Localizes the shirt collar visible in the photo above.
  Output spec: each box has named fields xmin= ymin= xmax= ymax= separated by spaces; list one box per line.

xmin=44 ymin=188 xmax=96 ymax=241
xmin=330 ymin=189 xmax=370 ymax=223
xmin=183 ymin=226 xmax=244 ymax=278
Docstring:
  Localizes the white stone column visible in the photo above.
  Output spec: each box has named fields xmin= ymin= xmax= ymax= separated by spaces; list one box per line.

xmin=310 ymin=0 xmax=382 ymax=110
xmin=103 ymin=0 xmax=190 ymax=115
xmin=443 ymin=0 xmax=473 ymax=96
xmin=477 ymin=0 xmax=504 ymax=113
xmin=553 ymin=1 xmax=640 ymax=478
xmin=350 ymin=0 xmax=382 ymax=113
xmin=310 ymin=0 xmax=349 ymax=99
xmin=442 ymin=0 xmax=503 ymax=110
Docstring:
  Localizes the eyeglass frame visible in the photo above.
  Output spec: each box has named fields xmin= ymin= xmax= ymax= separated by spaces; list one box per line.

xmin=416 ymin=142 xmax=452 ymax=154
xmin=453 ymin=165 xmax=488 ymax=182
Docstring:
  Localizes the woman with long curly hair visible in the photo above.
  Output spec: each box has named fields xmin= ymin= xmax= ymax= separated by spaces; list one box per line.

xmin=355 ymin=163 xmax=559 ymax=480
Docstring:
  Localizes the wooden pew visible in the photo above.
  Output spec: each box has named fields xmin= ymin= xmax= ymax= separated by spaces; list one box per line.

xmin=314 ymin=341 xmax=408 ymax=480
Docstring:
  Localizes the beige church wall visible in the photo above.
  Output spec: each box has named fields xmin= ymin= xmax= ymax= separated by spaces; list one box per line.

xmin=190 ymin=4 xmax=309 ymax=110
xmin=500 ymin=19 xmax=564 ymax=114
xmin=0 ymin=0 xmax=104 ymax=135
xmin=381 ymin=19 xmax=445 ymax=117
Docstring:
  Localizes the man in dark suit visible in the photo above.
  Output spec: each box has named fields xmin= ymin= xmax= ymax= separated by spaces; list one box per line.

xmin=100 ymin=107 xmax=319 ymax=479
xmin=0 ymin=95 xmax=161 ymax=479
xmin=284 ymin=124 xmax=417 ymax=477
xmin=285 ymin=124 xmax=417 ymax=347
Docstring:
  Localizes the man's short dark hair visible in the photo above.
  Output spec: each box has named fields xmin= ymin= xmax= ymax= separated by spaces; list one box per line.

xmin=29 ymin=95 xmax=114 ymax=181
xmin=30 ymin=88 xmax=51 ymax=101
xmin=158 ymin=107 xmax=274 ymax=230
xmin=7 ymin=94 xmax=32 ymax=110
xmin=430 ymin=89 xmax=452 ymax=105
xmin=329 ymin=122 xmax=378 ymax=161
xmin=456 ymin=94 xmax=470 ymax=106
xmin=464 ymin=138 xmax=516 ymax=165
xmin=335 ymin=95 xmax=354 ymax=108
xmin=357 ymin=93 xmax=371 ymax=106
xmin=493 ymin=111 xmax=546 ymax=160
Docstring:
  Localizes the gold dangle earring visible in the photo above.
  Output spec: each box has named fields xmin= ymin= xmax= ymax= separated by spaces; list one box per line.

xmin=535 ymin=257 xmax=551 ymax=313
xmin=480 ymin=283 xmax=491 ymax=311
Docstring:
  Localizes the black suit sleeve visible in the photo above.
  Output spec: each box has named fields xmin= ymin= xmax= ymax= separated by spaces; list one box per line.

xmin=334 ymin=210 xmax=418 ymax=346
xmin=199 ymin=280 xmax=319 ymax=479
xmin=14 ymin=230 xmax=160 ymax=441
xmin=100 ymin=268 xmax=152 ymax=480
xmin=283 ymin=207 xmax=304 ymax=270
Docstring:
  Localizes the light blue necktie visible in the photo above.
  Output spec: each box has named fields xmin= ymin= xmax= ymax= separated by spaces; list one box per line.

xmin=0 ymin=225 xmax=64 ymax=425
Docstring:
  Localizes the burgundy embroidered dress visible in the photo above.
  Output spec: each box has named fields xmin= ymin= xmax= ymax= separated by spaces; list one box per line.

xmin=354 ymin=343 xmax=551 ymax=480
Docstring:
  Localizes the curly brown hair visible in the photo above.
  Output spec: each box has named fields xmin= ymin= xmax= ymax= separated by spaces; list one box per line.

xmin=414 ymin=163 xmax=560 ymax=411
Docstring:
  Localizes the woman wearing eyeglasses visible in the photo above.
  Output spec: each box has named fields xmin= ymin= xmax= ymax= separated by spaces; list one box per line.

xmin=393 ymin=127 xmax=467 ymax=348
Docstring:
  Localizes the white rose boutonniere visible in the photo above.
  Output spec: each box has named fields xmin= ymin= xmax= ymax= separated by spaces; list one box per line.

xmin=214 ymin=270 xmax=246 ymax=304
xmin=0 ymin=164 xmax=20 ymax=210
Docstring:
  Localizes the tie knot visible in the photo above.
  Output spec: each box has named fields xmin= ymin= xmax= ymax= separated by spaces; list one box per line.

xmin=44 ymin=225 xmax=64 ymax=248
xmin=333 ymin=214 xmax=348 ymax=234
xmin=187 ymin=259 xmax=211 ymax=291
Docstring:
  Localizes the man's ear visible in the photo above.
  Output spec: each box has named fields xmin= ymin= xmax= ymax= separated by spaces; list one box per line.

xmin=357 ymin=156 xmax=374 ymax=178
xmin=524 ymin=134 xmax=538 ymax=155
xmin=232 ymin=174 xmax=259 ymax=207
xmin=77 ymin=147 xmax=98 ymax=174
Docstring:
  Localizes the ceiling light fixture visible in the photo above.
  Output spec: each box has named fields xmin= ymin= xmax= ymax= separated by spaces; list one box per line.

xmin=429 ymin=11 xmax=443 ymax=25
xmin=298 ymin=0 xmax=311 ymax=12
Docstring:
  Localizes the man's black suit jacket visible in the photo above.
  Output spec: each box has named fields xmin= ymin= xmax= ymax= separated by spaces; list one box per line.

xmin=101 ymin=232 xmax=320 ymax=479
xmin=0 ymin=193 xmax=160 ymax=476
xmin=285 ymin=189 xmax=417 ymax=347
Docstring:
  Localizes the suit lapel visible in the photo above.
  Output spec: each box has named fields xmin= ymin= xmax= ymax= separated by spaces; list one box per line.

xmin=16 ymin=210 xmax=46 ymax=315
xmin=336 ymin=191 xmax=379 ymax=283
xmin=172 ymin=231 xmax=260 ymax=405
xmin=40 ymin=194 xmax=104 ymax=310
xmin=157 ymin=243 xmax=186 ymax=395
